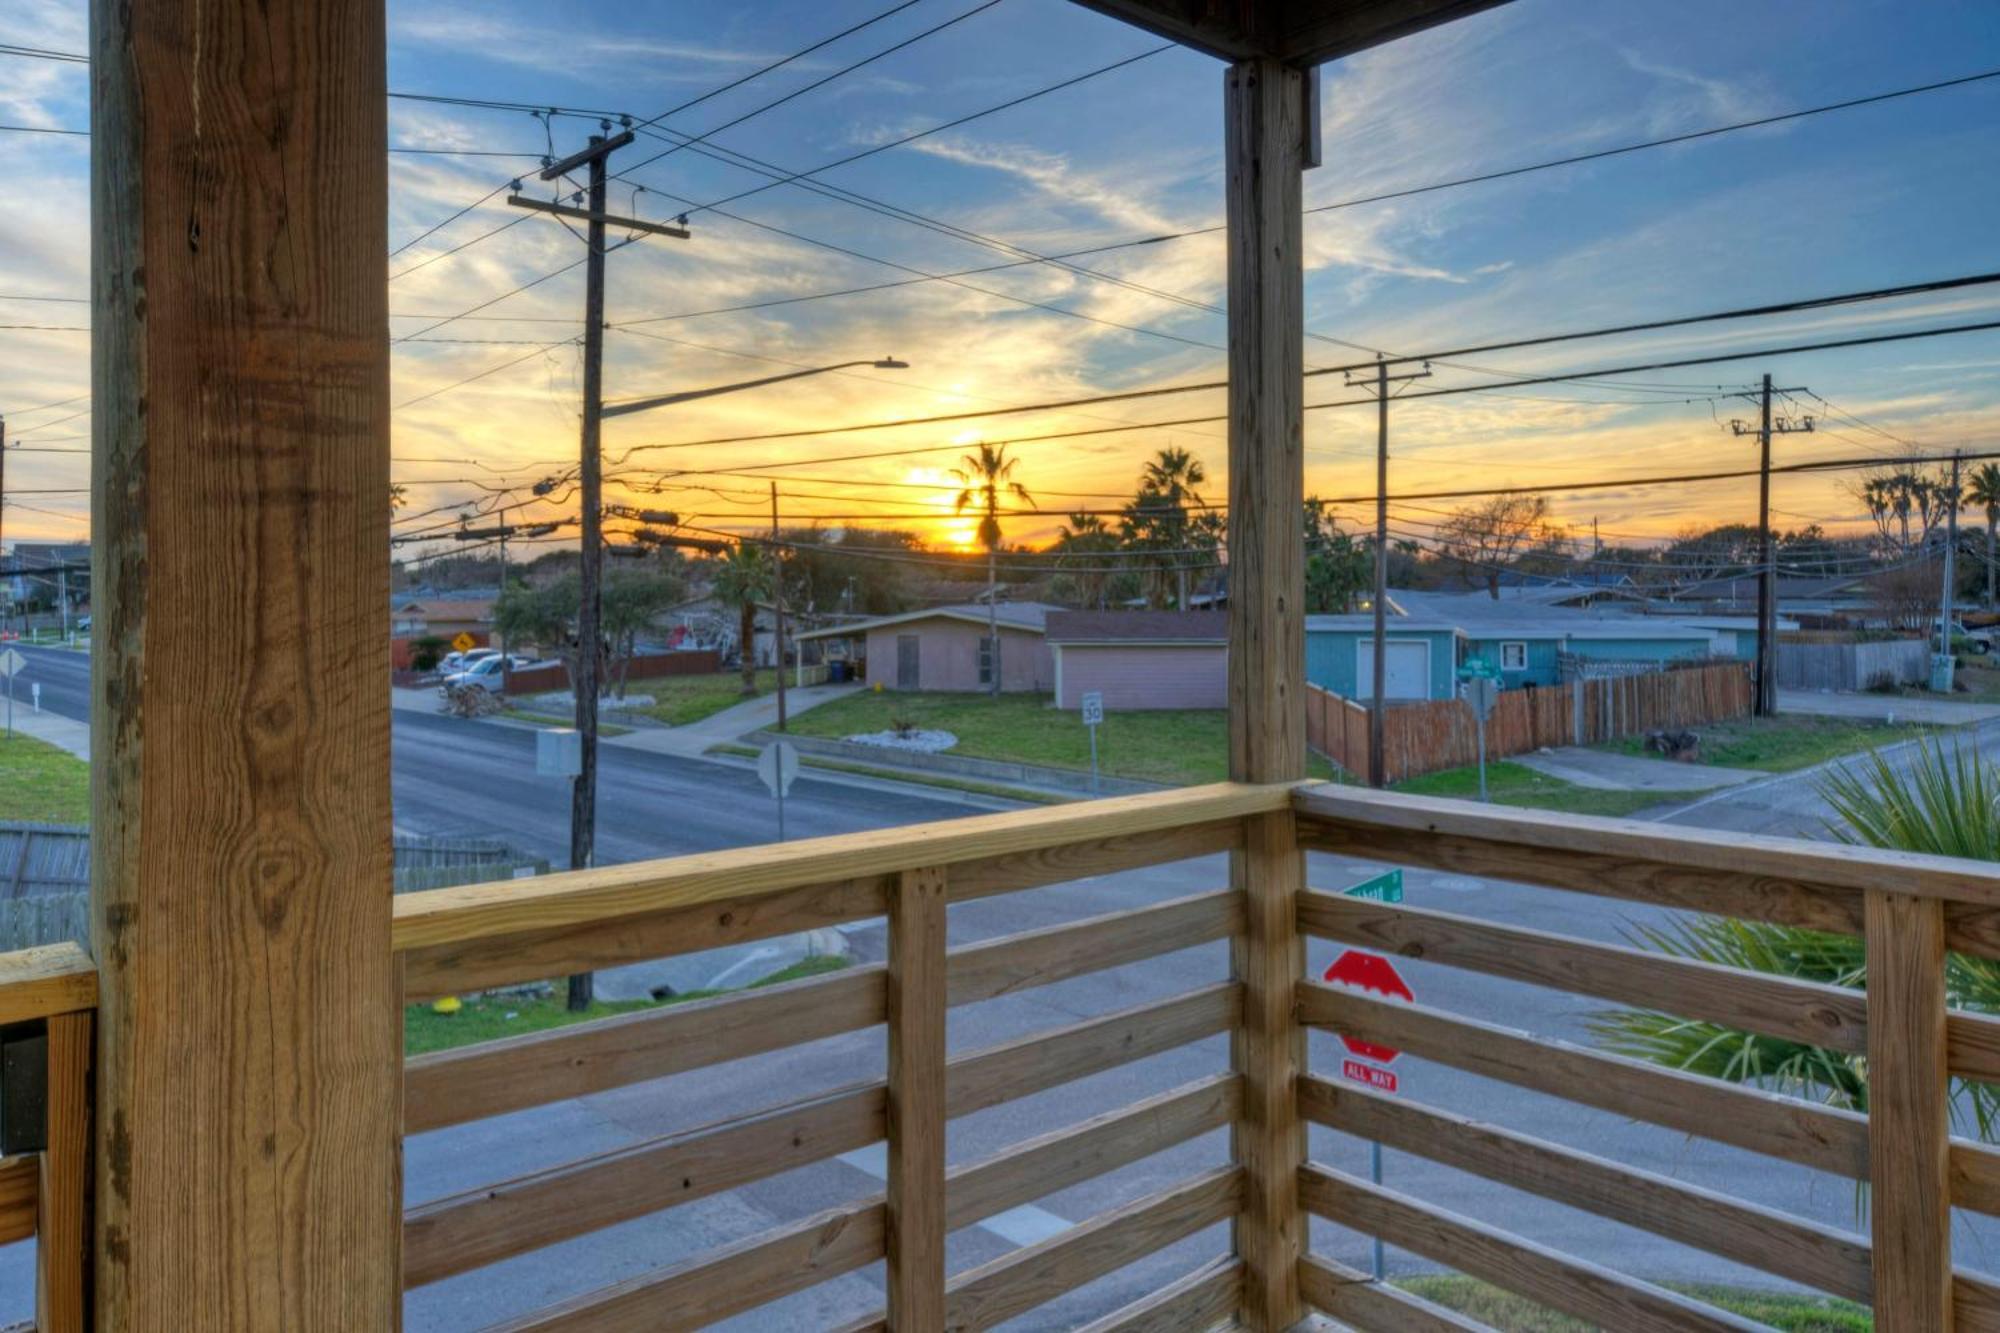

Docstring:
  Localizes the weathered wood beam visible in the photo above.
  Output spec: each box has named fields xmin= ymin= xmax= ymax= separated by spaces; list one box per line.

xmin=1224 ymin=50 xmax=1307 ymax=1333
xmin=91 ymin=0 xmax=399 ymax=1323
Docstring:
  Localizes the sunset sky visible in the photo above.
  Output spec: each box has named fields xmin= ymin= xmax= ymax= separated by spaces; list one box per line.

xmin=4 ymin=0 xmax=2000 ymax=564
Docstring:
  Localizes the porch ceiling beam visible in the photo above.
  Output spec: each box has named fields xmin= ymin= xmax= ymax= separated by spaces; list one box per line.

xmin=1067 ymin=0 xmax=1511 ymax=66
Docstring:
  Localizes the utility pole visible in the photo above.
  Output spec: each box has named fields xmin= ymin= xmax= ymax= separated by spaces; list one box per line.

xmin=771 ymin=483 xmax=787 ymax=730
xmin=497 ymin=503 xmax=509 ymax=664
xmin=1730 ymin=376 xmax=1812 ymax=718
xmin=1347 ymin=356 xmax=1429 ymax=787
xmin=509 ymin=123 xmax=689 ymax=1012
xmin=1943 ymin=450 xmax=1964 ymax=664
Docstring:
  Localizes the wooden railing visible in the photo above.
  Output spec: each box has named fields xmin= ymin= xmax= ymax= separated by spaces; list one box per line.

xmin=0 ymin=942 xmax=94 ymax=1333
xmin=13 ymin=776 xmax=2000 ymax=1328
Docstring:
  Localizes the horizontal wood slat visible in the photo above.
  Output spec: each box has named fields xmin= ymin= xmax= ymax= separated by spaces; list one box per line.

xmin=948 ymin=890 xmax=1240 ymax=1007
xmin=1298 ymin=1253 xmax=1494 ymax=1332
xmin=1952 ymin=1139 xmax=2000 ymax=1218
xmin=401 ymin=876 xmax=887 ymax=1003
xmin=1295 ymin=783 xmax=2000 ymax=910
xmin=0 ymin=1154 xmax=36 ymax=1245
xmin=944 ymin=1167 xmax=1241 ymax=1331
xmin=409 ymin=892 xmax=1243 ymax=1134
xmin=407 ymin=1005 xmax=1237 ymax=1288
xmin=1299 ymin=1075 xmax=1871 ymax=1302
xmin=1072 ymin=1256 xmax=1242 ymax=1333
xmin=405 ymin=962 xmax=884 ymax=1134
xmin=1956 ymin=1270 xmax=2000 ymax=1332
xmin=488 ymin=1199 xmax=885 ymax=1333
xmin=1298 ymin=889 xmax=1868 ymax=1054
xmin=1948 ymin=1008 xmax=2000 ymax=1084
xmin=0 ymin=943 xmax=96 ymax=1025
xmin=397 ymin=782 xmax=1287 ymax=952
xmin=1299 ymin=1165 xmax=1763 ymax=1333
xmin=404 ymin=1083 xmax=883 ymax=1288
xmin=1297 ymin=981 xmax=1869 ymax=1178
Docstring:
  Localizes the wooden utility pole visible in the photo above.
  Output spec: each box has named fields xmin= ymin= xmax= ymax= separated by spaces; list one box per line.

xmin=772 ymin=482 xmax=787 ymax=730
xmin=91 ymin=0 xmax=399 ymax=1322
xmin=512 ymin=125 xmax=688 ymax=1012
xmin=1732 ymin=375 xmax=1810 ymax=717
xmin=1346 ymin=356 xmax=1428 ymax=786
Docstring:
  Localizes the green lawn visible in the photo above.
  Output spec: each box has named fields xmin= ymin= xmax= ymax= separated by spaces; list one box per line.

xmin=788 ymin=690 xmax=1334 ymax=787
xmin=1392 ymin=759 xmax=1684 ymax=819
xmin=1397 ymin=1275 xmax=1868 ymax=1331
xmin=404 ymin=953 xmax=850 ymax=1055
xmin=1600 ymin=713 xmax=1936 ymax=774
xmin=632 ymin=669 xmax=780 ymax=727
xmin=0 ymin=733 xmax=89 ymax=823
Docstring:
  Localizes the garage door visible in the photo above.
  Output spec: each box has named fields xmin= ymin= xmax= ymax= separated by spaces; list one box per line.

xmin=1354 ymin=639 xmax=1430 ymax=700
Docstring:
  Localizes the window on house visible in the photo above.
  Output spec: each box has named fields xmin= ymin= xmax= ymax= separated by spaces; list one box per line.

xmin=978 ymin=635 xmax=995 ymax=685
xmin=1500 ymin=641 xmax=1528 ymax=672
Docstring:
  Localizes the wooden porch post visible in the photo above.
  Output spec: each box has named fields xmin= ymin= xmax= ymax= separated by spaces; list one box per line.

xmin=91 ymin=0 xmax=400 ymax=1325
xmin=1224 ymin=54 xmax=1308 ymax=1333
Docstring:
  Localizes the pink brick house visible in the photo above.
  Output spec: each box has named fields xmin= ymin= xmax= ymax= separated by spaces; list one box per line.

xmin=797 ymin=603 xmax=1058 ymax=693
xmin=1047 ymin=611 xmax=1228 ymax=710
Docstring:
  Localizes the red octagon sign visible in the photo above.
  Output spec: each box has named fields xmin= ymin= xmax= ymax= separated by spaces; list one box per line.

xmin=1323 ymin=949 xmax=1415 ymax=1064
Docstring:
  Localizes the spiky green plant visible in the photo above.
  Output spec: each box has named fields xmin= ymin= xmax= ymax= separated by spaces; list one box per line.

xmin=1595 ymin=739 xmax=2000 ymax=1139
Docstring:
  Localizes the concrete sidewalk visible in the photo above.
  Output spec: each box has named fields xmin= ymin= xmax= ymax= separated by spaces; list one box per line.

xmin=604 ymin=681 xmax=862 ymax=758
xmin=1513 ymin=745 xmax=1760 ymax=792
xmin=1777 ymin=688 xmax=2000 ymax=726
xmin=2 ymin=704 xmax=88 ymax=761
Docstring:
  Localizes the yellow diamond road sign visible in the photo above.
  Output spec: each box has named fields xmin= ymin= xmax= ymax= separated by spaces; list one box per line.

xmin=451 ymin=632 xmax=476 ymax=652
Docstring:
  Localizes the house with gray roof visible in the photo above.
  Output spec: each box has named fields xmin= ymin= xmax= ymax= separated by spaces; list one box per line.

xmin=795 ymin=602 xmax=1062 ymax=692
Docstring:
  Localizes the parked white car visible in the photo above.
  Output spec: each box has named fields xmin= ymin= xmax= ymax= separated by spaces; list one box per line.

xmin=438 ymin=647 xmax=500 ymax=674
xmin=439 ymin=653 xmax=534 ymax=695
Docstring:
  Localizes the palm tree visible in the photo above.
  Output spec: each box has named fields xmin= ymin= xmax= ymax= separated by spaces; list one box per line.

xmin=1052 ymin=513 xmax=1118 ymax=609
xmin=952 ymin=443 xmax=1031 ymax=696
xmin=711 ymin=541 xmax=774 ymax=697
xmin=1127 ymin=446 xmax=1209 ymax=609
xmin=1968 ymin=463 xmax=2000 ymax=608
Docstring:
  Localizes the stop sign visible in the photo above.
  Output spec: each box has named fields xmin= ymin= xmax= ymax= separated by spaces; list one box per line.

xmin=1323 ymin=949 xmax=1414 ymax=1064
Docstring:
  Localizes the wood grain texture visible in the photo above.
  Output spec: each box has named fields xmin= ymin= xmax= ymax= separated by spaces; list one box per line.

xmin=1299 ymin=1074 xmax=1871 ymax=1301
xmin=1867 ymin=889 xmax=1955 ymax=1331
xmin=36 ymin=1010 xmax=91 ymax=1333
xmin=1298 ymin=1253 xmax=1493 ymax=1332
xmin=1299 ymin=1165 xmax=1762 ymax=1333
xmin=945 ymin=1167 xmax=1242 ymax=1331
xmin=1953 ymin=1139 xmax=2000 ymax=1218
xmin=490 ymin=1200 xmax=886 ymax=1332
xmin=1299 ymin=888 xmax=1868 ymax=1053
xmin=1072 ymin=1256 xmax=1242 ymax=1333
xmin=1296 ymin=783 xmax=2000 ymax=916
xmin=887 ymin=866 xmax=947 ymax=1329
xmin=947 ymin=889 xmax=1240 ymax=1006
xmin=1948 ymin=1009 xmax=2000 ymax=1083
xmin=1297 ymin=981 xmax=1869 ymax=1178
xmin=90 ymin=0 xmax=399 ymax=1323
xmin=394 ymin=783 xmax=1289 ymax=951
xmin=402 ymin=1082 xmax=883 ymax=1289
xmin=0 ymin=943 xmax=96 ymax=1024
xmin=404 ymin=960 xmax=885 ymax=1133
xmin=401 ymin=875 xmax=888 ymax=1002
xmin=0 ymin=1154 xmax=36 ymax=1245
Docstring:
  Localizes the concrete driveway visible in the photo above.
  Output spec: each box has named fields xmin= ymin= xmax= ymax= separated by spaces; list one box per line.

xmin=1512 ymin=746 xmax=1761 ymax=792
xmin=1778 ymin=688 xmax=2000 ymax=725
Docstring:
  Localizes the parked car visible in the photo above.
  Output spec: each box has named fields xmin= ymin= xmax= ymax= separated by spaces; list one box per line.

xmin=438 ymin=653 xmax=534 ymax=695
xmin=438 ymin=646 xmax=500 ymax=674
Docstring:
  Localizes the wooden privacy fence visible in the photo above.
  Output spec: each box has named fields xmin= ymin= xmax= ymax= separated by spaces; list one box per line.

xmin=1778 ymin=636 xmax=1930 ymax=691
xmin=11 ymin=779 xmax=2000 ymax=1328
xmin=1306 ymin=659 xmax=1753 ymax=783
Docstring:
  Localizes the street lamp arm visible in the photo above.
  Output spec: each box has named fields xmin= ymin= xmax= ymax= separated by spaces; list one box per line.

xmin=602 ymin=358 xmax=907 ymax=419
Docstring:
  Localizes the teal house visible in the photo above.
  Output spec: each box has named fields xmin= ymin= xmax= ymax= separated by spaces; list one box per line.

xmin=1304 ymin=591 xmax=1722 ymax=700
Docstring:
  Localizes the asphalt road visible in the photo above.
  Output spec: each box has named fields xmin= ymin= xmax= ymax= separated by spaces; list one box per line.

xmin=9 ymin=643 xmax=1995 ymax=1328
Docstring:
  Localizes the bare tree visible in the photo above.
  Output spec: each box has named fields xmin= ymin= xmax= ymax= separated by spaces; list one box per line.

xmin=1435 ymin=495 xmax=1561 ymax=598
xmin=1869 ymin=559 xmax=1942 ymax=632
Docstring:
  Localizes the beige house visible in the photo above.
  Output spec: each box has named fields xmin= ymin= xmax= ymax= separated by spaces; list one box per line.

xmin=796 ymin=602 xmax=1059 ymax=692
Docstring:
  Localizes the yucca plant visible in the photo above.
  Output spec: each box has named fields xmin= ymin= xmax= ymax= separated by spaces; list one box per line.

xmin=1594 ymin=739 xmax=2000 ymax=1139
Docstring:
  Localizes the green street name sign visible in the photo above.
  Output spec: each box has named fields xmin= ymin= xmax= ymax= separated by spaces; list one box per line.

xmin=1344 ymin=868 xmax=1403 ymax=903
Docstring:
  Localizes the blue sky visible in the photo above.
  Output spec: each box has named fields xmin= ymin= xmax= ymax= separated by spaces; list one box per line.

xmin=3 ymin=0 xmax=2000 ymax=556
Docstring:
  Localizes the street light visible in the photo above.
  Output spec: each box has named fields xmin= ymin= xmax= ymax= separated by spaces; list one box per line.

xmin=601 ymin=357 xmax=908 ymax=419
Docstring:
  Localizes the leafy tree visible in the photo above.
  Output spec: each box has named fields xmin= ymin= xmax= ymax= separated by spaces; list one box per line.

xmin=953 ymin=443 xmax=1032 ymax=695
xmin=1967 ymin=463 xmax=2000 ymax=608
xmin=409 ymin=634 xmax=449 ymax=673
xmin=711 ymin=541 xmax=775 ymax=697
xmin=602 ymin=567 xmax=685 ymax=699
xmin=1304 ymin=498 xmax=1369 ymax=613
xmin=494 ymin=575 xmax=581 ymax=681
xmin=776 ymin=525 xmax=917 ymax=616
xmin=1434 ymin=495 xmax=1560 ymax=598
